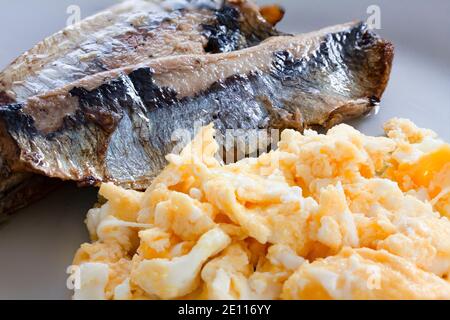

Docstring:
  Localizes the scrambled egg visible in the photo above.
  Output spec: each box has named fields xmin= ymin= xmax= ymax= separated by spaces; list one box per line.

xmin=72 ymin=118 xmax=450 ymax=300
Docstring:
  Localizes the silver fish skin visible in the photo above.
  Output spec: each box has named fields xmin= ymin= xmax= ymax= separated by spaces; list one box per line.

xmin=0 ymin=22 xmax=394 ymax=190
xmin=0 ymin=0 xmax=280 ymax=216
xmin=0 ymin=0 xmax=278 ymax=104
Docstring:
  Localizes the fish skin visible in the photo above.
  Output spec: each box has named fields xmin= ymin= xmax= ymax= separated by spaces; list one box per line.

xmin=0 ymin=22 xmax=394 ymax=189
xmin=0 ymin=0 xmax=163 ymax=102
xmin=0 ymin=175 xmax=60 ymax=218
xmin=0 ymin=0 xmax=279 ymax=103
xmin=0 ymin=0 xmax=280 ymax=217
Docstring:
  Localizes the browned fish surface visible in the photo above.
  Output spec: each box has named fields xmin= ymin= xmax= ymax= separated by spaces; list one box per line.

xmin=0 ymin=0 xmax=281 ymax=217
xmin=0 ymin=22 xmax=393 ymax=190
xmin=0 ymin=0 xmax=279 ymax=103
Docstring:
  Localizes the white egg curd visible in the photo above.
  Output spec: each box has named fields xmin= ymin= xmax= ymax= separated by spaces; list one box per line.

xmin=71 ymin=118 xmax=450 ymax=300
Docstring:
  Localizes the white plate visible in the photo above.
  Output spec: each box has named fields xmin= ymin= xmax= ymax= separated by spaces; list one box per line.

xmin=0 ymin=0 xmax=449 ymax=299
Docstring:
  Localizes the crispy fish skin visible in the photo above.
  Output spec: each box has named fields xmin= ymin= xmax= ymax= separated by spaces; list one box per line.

xmin=0 ymin=0 xmax=280 ymax=216
xmin=0 ymin=175 xmax=60 ymax=218
xmin=0 ymin=22 xmax=393 ymax=190
xmin=0 ymin=0 xmax=161 ymax=104
xmin=0 ymin=0 xmax=279 ymax=103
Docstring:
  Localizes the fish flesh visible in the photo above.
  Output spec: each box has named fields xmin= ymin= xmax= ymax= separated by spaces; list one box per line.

xmin=0 ymin=0 xmax=160 ymax=105
xmin=0 ymin=0 xmax=279 ymax=104
xmin=0 ymin=173 xmax=60 ymax=220
xmin=0 ymin=22 xmax=394 ymax=190
xmin=0 ymin=22 xmax=393 ymax=188
xmin=0 ymin=0 xmax=281 ymax=216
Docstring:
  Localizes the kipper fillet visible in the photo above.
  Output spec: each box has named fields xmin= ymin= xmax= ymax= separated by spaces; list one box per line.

xmin=0 ymin=22 xmax=394 ymax=190
xmin=0 ymin=0 xmax=280 ymax=216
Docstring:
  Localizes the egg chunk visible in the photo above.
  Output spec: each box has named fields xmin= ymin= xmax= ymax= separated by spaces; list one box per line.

xmin=72 ymin=119 xmax=450 ymax=300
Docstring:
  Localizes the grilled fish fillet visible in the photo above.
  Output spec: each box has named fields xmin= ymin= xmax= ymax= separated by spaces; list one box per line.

xmin=0 ymin=0 xmax=280 ymax=216
xmin=0 ymin=22 xmax=394 ymax=190
xmin=0 ymin=0 xmax=278 ymax=104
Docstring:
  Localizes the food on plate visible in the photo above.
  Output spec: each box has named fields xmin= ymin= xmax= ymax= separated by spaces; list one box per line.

xmin=282 ymin=248 xmax=450 ymax=300
xmin=0 ymin=0 xmax=281 ymax=217
xmin=0 ymin=22 xmax=393 ymax=193
xmin=0 ymin=0 xmax=279 ymax=104
xmin=0 ymin=174 xmax=60 ymax=220
xmin=71 ymin=118 xmax=450 ymax=299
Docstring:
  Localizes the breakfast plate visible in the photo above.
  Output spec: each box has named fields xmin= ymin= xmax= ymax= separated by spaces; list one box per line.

xmin=0 ymin=0 xmax=449 ymax=299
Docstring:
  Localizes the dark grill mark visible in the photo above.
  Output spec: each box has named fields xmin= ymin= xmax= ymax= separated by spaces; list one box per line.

xmin=203 ymin=5 xmax=242 ymax=53
xmin=0 ymin=22 xmax=394 ymax=190
xmin=128 ymin=68 xmax=178 ymax=110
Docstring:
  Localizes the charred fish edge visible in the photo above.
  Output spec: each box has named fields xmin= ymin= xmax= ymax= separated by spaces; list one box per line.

xmin=0 ymin=22 xmax=394 ymax=188
xmin=203 ymin=1 xmax=281 ymax=53
xmin=0 ymin=0 xmax=282 ymax=216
